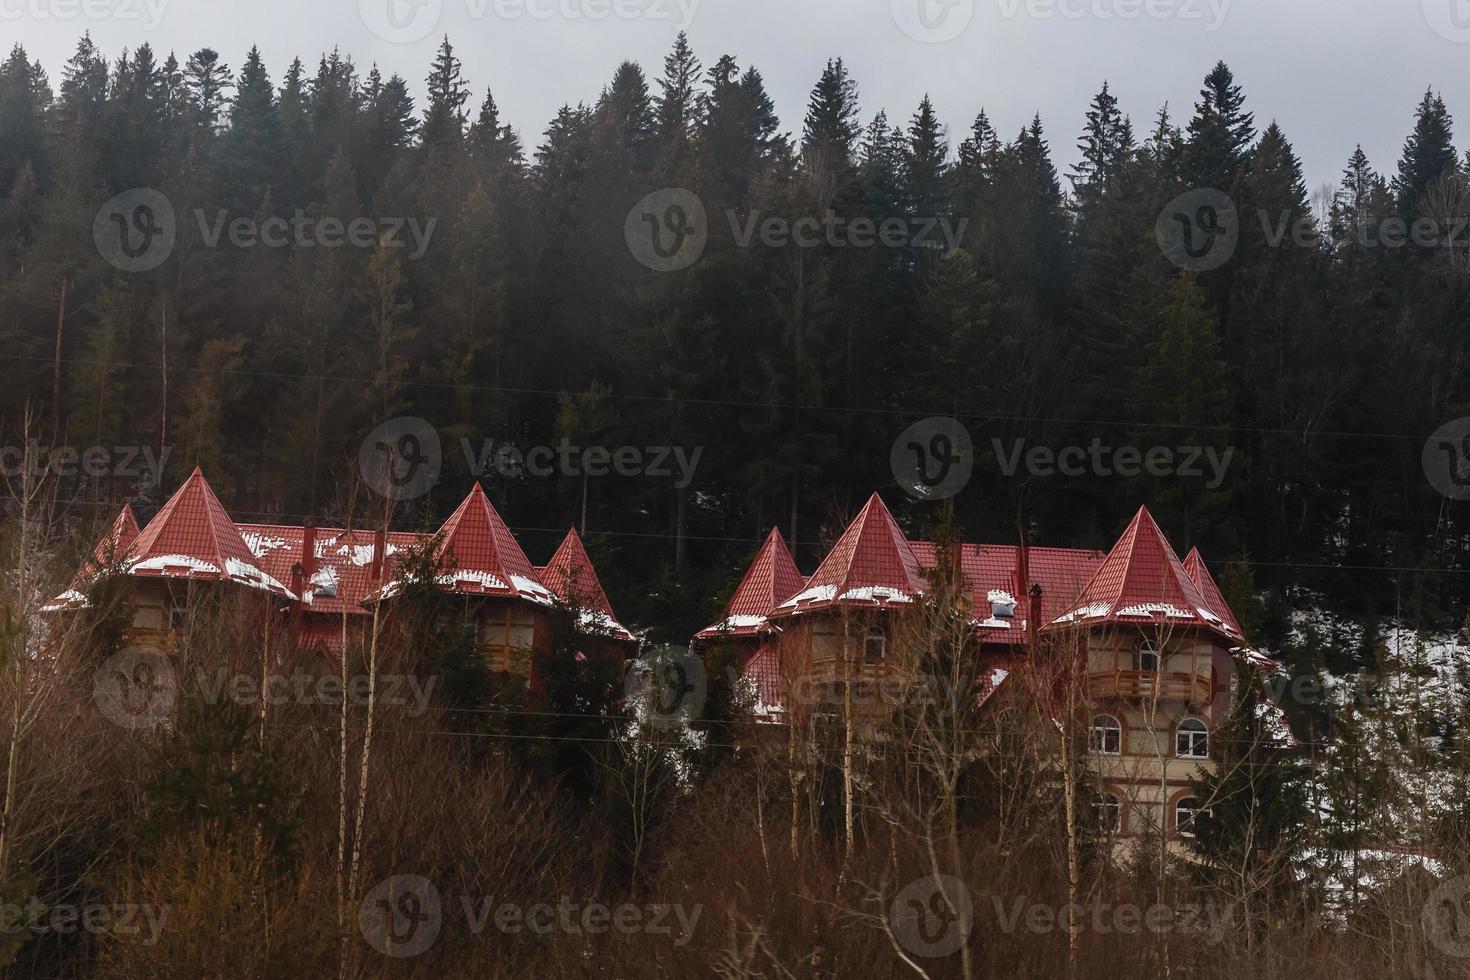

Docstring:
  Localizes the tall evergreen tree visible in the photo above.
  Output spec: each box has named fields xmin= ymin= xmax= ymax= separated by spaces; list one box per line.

xmin=422 ymin=36 xmax=470 ymax=146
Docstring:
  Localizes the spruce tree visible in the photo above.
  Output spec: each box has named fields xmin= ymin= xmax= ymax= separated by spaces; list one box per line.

xmin=422 ymin=36 xmax=470 ymax=146
xmin=1392 ymin=89 xmax=1458 ymax=223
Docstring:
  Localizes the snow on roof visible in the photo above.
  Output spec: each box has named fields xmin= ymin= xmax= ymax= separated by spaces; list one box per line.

xmin=695 ymin=528 xmax=805 ymax=640
xmin=773 ymin=494 xmax=924 ymax=616
xmin=1047 ymin=507 xmax=1240 ymax=643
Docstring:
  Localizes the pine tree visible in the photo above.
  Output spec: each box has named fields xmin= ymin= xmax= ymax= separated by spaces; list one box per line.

xmin=1070 ymin=81 xmax=1125 ymax=203
xmin=1185 ymin=61 xmax=1254 ymax=191
xmin=1392 ymin=89 xmax=1458 ymax=223
xmin=421 ymin=36 xmax=470 ymax=146
xmin=0 ymin=45 xmax=51 ymax=195
xmin=467 ymin=87 xmax=523 ymax=173
xmin=183 ymin=47 xmax=231 ymax=133
xmin=223 ymin=46 xmax=279 ymax=210
xmin=904 ymin=94 xmax=948 ymax=219
xmin=801 ymin=58 xmax=860 ymax=176
xmin=654 ymin=31 xmax=702 ymax=160
xmin=1189 ymin=680 xmax=1311 ymax=933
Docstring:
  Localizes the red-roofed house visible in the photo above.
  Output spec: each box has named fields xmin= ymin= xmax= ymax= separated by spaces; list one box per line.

xmin=695 ymin=493 xmax=1280 ymax=846
xmin=49 ymin=472 xmax=636 ymax=676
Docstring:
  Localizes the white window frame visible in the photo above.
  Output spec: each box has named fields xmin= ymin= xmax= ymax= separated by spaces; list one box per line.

xmin=1138 ymin=639 xmax=1161 ymax=673
xmin=1176 ymin=718 xmax=1209 ymax=758
xmin=1090 ymin=714 xmax=1122 ymax=755
xmin=1175 ymin=797 xmax=1207 ymax=838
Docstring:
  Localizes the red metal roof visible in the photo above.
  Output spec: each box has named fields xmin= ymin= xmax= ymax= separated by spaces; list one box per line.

xmin=1183 ymin=547 xmax=1243 ymax=637
xmin=695 ymin=528 xmax=805 ymax=639
xmin=540 ymin=528 xmax=635 ymax=641
xmin=42 ymin=506 xmax=143 ymax=610
xmin=773 ymin=493 xmax=924 ymax=616
xmin=1047 ymin=507 xmax=1238 ymax=642
xmin=127 ymin=468 xmax=294 ymax=597
xmin=53 ymin=473 xmax=629 ymax=637
xmin=426 ymin=484 xmax=554 ymax=604
xmin=908 ymin=541 xmax=1106 ymax=646
xmin=237 ymin=524 xmax=418 ymax=618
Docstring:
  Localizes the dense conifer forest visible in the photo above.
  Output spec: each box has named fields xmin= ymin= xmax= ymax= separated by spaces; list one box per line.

xmin=2 ymin=32 xmax=1468 ymax=647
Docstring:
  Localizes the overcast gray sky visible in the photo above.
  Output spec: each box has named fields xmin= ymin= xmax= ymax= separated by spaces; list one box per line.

xmin=12 ymin=0 xmax=1470 ymax=194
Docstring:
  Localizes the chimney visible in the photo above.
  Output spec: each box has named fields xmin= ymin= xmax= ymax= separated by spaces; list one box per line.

xmin=1027 ymin=584 xmax=1043 ymax=651
xmin=301 ymin=520 xmax=317 ymax=580
xmin=370 ymin=527 xmax=387 ymax=583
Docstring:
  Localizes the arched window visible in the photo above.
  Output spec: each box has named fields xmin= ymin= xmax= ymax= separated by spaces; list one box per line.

xmin=1093 ymin=793 xmax=1122 ymax=833
xmin=1090 ymin=714 xmax=1122 ymax=755
xmin=1176 ymin=718 xmax=1209 ymax=758
xmin=1175 ymin=797 xmax=1203 ymax=837
xmin=864 ymin=626 xmax=886 ymax=661
xmin=1138 ymin=639 xmax=1160 ymax=673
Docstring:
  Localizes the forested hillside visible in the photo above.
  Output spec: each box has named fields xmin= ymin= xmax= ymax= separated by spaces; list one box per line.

xmin=1 ymin=32 xmax=1468 ymax=646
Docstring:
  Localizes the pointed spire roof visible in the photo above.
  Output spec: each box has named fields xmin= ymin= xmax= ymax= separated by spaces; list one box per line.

xmin=1183 ymin=547 xmax=1243 ymax=638
xmin=430 ymin=483 xmax=553 ymax=604
xmin=41 ymin=505 xmax=143 ymax=611
xmin=91 ymin=504 xmax=140 ymax=569
xmin=1048 ymin=507 xmax=1233 ymax=641
xmin=774 ymin=494 xmax=924 ymax=615
xmin=695 ymin=527 xmax=806 ymax=639
xmin=541 ymin=528 xmax=634 ymax=640
xmin=127 ymin=468 xmax=294 ymax=597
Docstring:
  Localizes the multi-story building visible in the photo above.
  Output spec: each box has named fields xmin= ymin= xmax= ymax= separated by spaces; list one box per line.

xmin=46 ymin=467 xmax=637 ymax=668
xmin=693 ymin=492 xmax=1294 ymax=846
